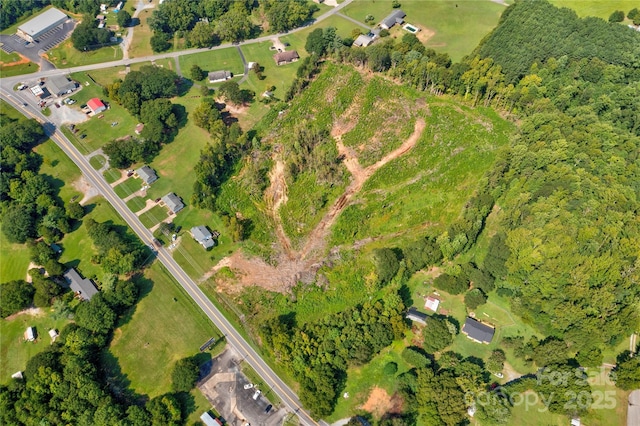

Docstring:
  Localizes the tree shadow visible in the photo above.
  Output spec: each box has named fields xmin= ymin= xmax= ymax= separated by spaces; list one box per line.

xmin=174 ymin=391 xmax=196 ymax=423
xmin=132 ymin=272 xmax=154 ymax=301
xmin=398 ymin=283 xmax=413 ymax=308
xmin=130 ymin=17 xmax=140 ymax=27
xmin=176 ymin=78 xmax=193 ymax=97
xmin=100 ymin=350 xmax=148 ymax=406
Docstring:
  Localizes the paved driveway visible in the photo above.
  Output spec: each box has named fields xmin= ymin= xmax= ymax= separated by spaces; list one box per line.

xmin=0 ymin=19 xmax=75 ymax=71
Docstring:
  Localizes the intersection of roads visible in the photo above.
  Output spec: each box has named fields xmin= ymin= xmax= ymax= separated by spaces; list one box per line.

xmin=0 ymin=2 xmax=361 ymax=424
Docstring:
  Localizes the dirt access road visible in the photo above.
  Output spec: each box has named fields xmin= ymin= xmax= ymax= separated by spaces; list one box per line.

xmin=209 ymin=118 xmax=426 ymax=293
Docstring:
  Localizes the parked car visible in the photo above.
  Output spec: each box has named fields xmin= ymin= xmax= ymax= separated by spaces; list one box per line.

xmin=243 ymin=384 xmax=254 ymax=390
xmin=17 ymin=84 xmax=27 ymax=90
xmin=68 ymin=99 xmax=76 ymax=105
xmin=252 ymin=390 xmax=261 ymax=400
xmin=265 ymin=404 xmax=272 ymax=413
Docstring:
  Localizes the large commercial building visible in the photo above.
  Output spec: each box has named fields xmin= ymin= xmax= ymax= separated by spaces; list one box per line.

xmin=17 ymin=8 xmax=67 ymax=42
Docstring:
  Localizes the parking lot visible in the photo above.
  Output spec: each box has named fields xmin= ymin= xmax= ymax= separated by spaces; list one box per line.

xmin=0 ymin=19 xmax=75 ymax=70
xmin=199 ymin=348 xmax=288 ymax=426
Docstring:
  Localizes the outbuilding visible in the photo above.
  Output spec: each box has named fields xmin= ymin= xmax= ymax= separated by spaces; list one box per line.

xmin=161 ymin=193 xmax=184 ymax=214
xmin=87 ymin=98 xmax=106 ymax=114
xmin=462 ymin=317 xmax=495 ymax=344
xmin=406 ymin=307 xmax=428 ymax=325
xmin=17 ymin=8 xmax=67 ymax=42
xmin=136 ymin=165 xmax=158 ymax=184
xmin=208 ymin=70 xmax=232 ymax=83
xmin=200 ymin=412 xmax=221 ymax=426
xmin=25 ymin=327 xmax=36 ymax=342
xmin=353 ymin=34 xmax=374 ymax=47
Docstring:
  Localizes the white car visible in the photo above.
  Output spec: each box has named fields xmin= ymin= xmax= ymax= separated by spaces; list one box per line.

xmin=17 ymin=84 xmax=27 ymax=90
xmin=252 ymin=390 xmax=261 ymax=400
xmin=243 ymin=383 xmax=254 ymax=390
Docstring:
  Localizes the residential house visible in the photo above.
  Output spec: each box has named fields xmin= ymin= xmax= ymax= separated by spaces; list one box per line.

xmin=406 ymin=307 xmax=428 ymax=325
xmin=161 ymin=193 xmax=184 ymax=214
xmin=136 ymin=165 xmax=158 ymax=184
xmin=274 ymin=50 xmax=299 ymax=66
xmin=63 ymin=268 xmax=99 ymax=301
xmin=191 ymin=226 xmax=215 ymax=249
xmin=87 ymin=98 xmax=106 ymax=114
xmin=462 ymin=317 xmax=495 ymax=344
xmin=208 ymin=70 xmax=232 ymax=83
xmin=380 ymin=9 xmax=406 ymax=30
xmin=353 ymin=34 xmax=374 ymax=47
xmin=425 ymin=296 xmax=440 ymax=312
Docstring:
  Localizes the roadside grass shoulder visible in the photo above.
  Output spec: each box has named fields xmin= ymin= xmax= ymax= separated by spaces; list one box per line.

xmin=342 ymin=0 xmax=504 ymax=62
xmin=89 ymin=154 xmax=107 ymax=170
xmin=126 ymin=196 xmax=147 ymax=212
xmin=0 ymin=310 xmax=70 ymax=384
xmin=47 ymin=40 xmax=122 ymax=68
xmin=128 ymin=9 xmax=154 ymax=58
xmin=104 ymin=167 xmax=122 ymax=183
xmin=83 ymin=66 xmax=126 ymax=86
xmin=106 ymin=261 xmax=221 ymax=398
xmin=280 ymin=13 xmax=364 ymax=52
xmin=0 ymin=58 xmax=37 ymax=77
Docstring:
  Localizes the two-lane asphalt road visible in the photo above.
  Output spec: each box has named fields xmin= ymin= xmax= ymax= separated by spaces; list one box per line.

xmin=0 ymin=88 xmax=321 ymax=426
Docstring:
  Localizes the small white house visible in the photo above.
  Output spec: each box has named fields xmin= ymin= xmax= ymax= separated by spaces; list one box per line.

xmin=49 ymin=329 xmax=59 ymax=341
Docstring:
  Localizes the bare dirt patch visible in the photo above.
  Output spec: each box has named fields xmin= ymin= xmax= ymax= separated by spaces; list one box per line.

xmin=5 ymin=307 xmax=44 ymax=321
xmin=415 ymin=28 xmax=436 ymax=44
xmin=360 ymin=387 xmax=393 ymax=418
xmin=73 ymin=174 xmax=100 ymax=205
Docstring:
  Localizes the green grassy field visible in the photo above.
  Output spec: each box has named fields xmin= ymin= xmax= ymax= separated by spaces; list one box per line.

xmin=58 ymin=196 xmax=126 ymax=281
xmin=84 ymin=66 xmax=127 ymax=86
xmin=35 ymin=139 xmax=83 ymax=203
xmin=342 ymin=0 xmax=505 ymax=62
xmin=128 ymin=9 xmax=154 ymax=58
xmin=179 ymin=48 xmax=246 ymax=79
xmin=126 ymin=196 xmax=147 ymax=212
xmin=68 ymin=71 xmax=138 ymax=154
xmin=104 ymin=168 xmax=122 ymax=183
xmin=0 ymin=310 xmax=70 ymax=384
xmin=114 ymin=177 xmax=143 ymax=198
xmin=549 ymin=0 xmax=639 ymax=18
xmin=47 ymin=39 xmax=123 ymax=68
xmin=107 ymin=262 xmax=221 ymax=397
xmin=0 ymin=231 xmax=31 ymax=282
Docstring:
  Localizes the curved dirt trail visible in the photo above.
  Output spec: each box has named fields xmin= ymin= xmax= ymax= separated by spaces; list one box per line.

xmin=300 ymin=118 xmax=426 ymax=259
xmin=264 ymin=159 xmax=295 ymax=259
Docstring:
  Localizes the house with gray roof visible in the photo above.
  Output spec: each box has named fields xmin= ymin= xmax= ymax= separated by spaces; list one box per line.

xmin=47 ymin=75 xmax=76 ymax=96
xmin=63 ymin=268 xmax=98 ymax=301
xmin=353 ymin=34 xmax=374 ymax=47
xmin=136 ymin=165 xmax=158 ymax=184
xmin=274 ymin=50 xmax=300 ymax=66
xmin=161 ymin=193 xmax=184 ymax=214
xmin=208 ymin=70 xmax=232 ymax=83
xmin=406 ymin=307 xmax=428 ymax=325
xmin=17 ymin=8 xmax=67 ymax=42
xmin=462 ymin=317 xmax=495 ymax=344
xmin=191 ymin=226 xmax=215 ymax=249
xmin=380 ymin=9 xmax=406 ymax=30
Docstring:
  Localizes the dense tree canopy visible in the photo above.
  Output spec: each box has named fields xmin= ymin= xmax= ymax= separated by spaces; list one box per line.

xmin=71 ymin=15 xmax=113 ymax=51
xmin=0 ymin=0 xmax=49 ymax=30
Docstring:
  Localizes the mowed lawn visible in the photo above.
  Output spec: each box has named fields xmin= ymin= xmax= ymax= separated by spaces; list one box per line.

xmin=0 ymin=311 xmax=70 ymax=384
xmin=35 ymin=139 xmax=83 ymax=203
xmin=549 ymin=0 xmax=639 ymax=18
xmin=0 ymin=50 xmax=36 ymax=77
xmin=47 ymin=39 xmax=123 ymax=68
xmin=342 ymin=0 xmax=505 ymax=62
xmin=0 ymin=231 xmax=31 ymax=282
xmin=128 ymin=9 xmax=154 ymax=58
xmin=179 ymin=48 xmax=246 ymax=79
xmin=107 ymin=261 xmax=221 ymax=397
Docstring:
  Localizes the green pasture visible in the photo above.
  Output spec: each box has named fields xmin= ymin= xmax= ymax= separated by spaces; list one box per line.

xmin=0 ymin=310 xmax=70 ymax=384
xmin=550 ymin=1 xmax=640 ymax=19
xmin=343 ymin=0 xmax=505 ymax=62
xmin=0 ymin=231 xmax=31 ymax=283
xmin=107 ymin=262 xmax=221 ymax=397
xmin=179 ymin=48 xmax=245 ymax=79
